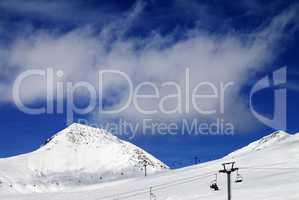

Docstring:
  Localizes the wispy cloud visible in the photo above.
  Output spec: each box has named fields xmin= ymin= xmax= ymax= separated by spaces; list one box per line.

xmin=0 ymin=1 xmax=298 ymax=132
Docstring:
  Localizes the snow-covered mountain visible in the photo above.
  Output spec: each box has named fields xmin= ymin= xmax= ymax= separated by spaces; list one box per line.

xmin=226 ymin=130 xmax=291 ymax=158
xmin=1 ymin=129 xmax=299 ymax=200
xmin=0 ymin=123 xmax=168 ymax=193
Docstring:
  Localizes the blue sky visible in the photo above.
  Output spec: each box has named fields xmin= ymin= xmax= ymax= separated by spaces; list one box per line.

xmin=0 ymin=0 xmax=298 ymax=168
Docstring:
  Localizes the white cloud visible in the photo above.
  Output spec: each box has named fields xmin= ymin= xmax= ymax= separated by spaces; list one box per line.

xmin=0 ymin=3 xmax=298 ymax=131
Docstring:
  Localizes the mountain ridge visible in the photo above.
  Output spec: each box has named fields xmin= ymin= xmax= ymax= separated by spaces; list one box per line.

xmin=2 ymin=128 xmax=299 ymax=199
xmin=226 ymin=130 xmax=292 ymax=158
xmin=0 ymin=123 xmax=168 ymax=193
xmin=0 ymin=126 xmax=298 ymax=196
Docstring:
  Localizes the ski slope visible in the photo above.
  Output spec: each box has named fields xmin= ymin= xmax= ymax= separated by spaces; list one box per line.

xmin=0 ymin=123 xmax=168 ymax=194
xmin=1 ymin=130 xmax=299 ymax=200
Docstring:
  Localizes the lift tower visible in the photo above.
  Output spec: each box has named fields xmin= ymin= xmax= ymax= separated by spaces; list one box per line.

xmin=219 ymin=162 xmax=238 ymax=200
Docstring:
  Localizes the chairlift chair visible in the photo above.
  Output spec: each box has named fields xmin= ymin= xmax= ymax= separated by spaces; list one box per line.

xmin=235 ymin=169 xmax=243 ymax=183
xmin=150 ymin=187 xmax=157 ymax=200
xmin=210 ymin=174 xmax=219 ymax=191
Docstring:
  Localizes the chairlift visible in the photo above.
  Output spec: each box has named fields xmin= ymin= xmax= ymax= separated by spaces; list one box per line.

xmin=150 ymin=187 xmax=157 ymax=200
xmin=235 ymin=169 xmax=243 ymax=183
xmin=210 ymin=174 xmax=219 ymax=191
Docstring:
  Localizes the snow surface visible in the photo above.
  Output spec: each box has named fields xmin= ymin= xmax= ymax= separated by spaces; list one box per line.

xmin=1 ymin=127 xmax=299 ymax=200
xmin=0 ymin=123 xmax=168 ymax=194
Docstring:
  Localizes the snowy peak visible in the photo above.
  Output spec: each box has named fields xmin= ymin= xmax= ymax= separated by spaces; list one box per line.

xmin=255 ymin=130 xmax=290 ymax=147
xmin=39 ymin=123 xmax=168 ymax=171
xmin=0 ymin=123 xmax=169 ymax=193
xmin=227 ymin=130 xmax=291 ymax=158
xmin=42 ymin=123 xmax=122 ymax=148
xmin=37 ymin=123 xmax=169 ymax=173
